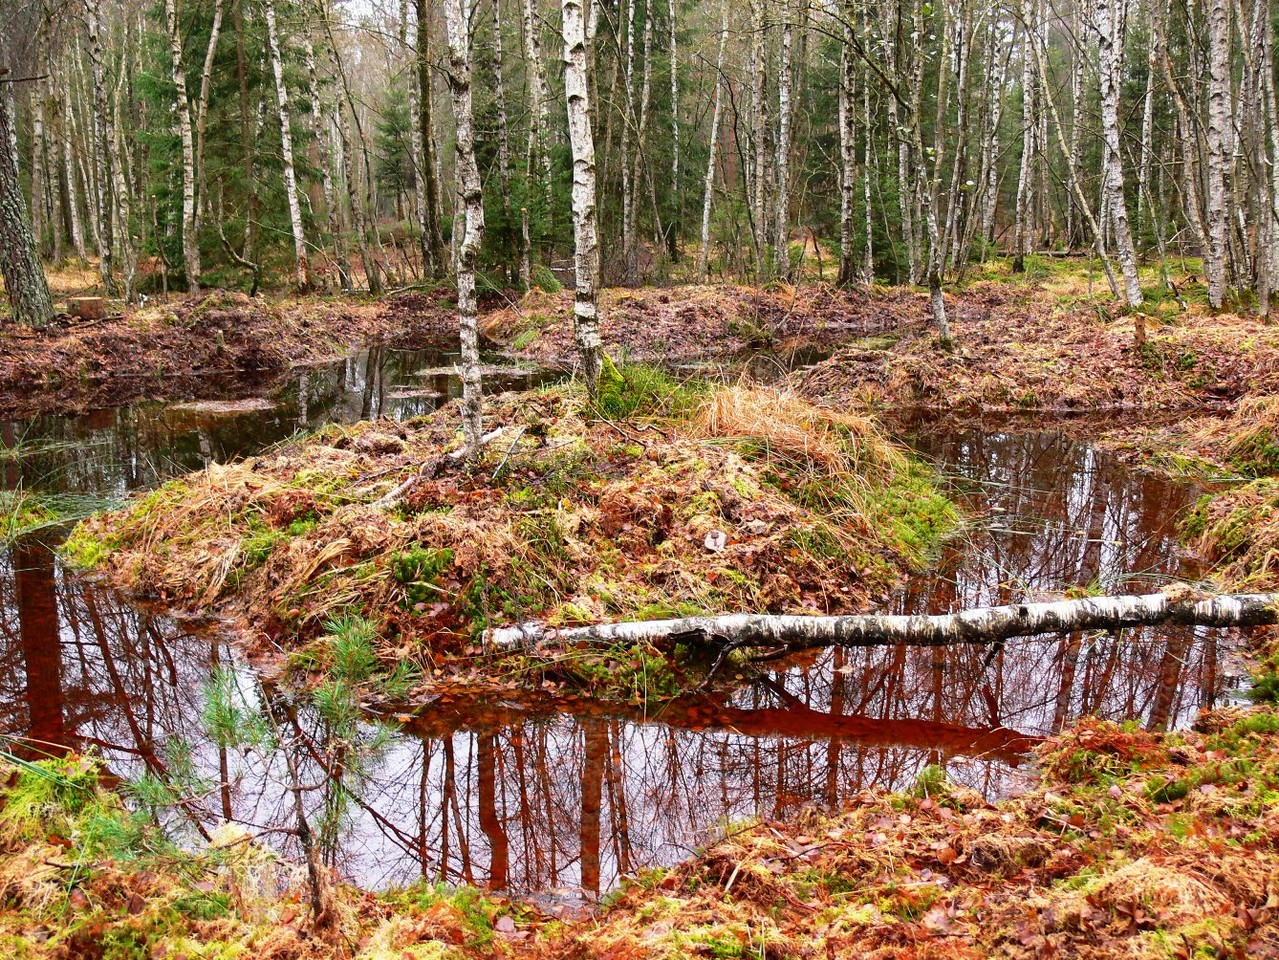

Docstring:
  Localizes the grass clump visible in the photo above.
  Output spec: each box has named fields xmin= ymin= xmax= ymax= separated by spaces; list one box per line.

xmin=1181 ymin=477 xmax=1279 ymax=589
xmin=70 ymin=381 xmax=955 ymax=702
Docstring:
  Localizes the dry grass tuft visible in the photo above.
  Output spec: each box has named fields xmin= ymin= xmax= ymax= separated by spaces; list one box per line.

xmin=694 ymin=385 xmax=902 ymax=480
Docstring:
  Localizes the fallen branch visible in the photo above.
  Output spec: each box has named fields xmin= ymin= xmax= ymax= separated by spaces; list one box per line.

xmin=485 ymin=591 xmax=1279 ymax=651
xmin=371 ymin=427 xmax=506 ymax=509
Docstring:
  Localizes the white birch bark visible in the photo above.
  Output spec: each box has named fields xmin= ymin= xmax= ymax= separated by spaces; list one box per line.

xmin=775 ymin=0 xmax=794 ymax=272
xmin=194 ymin=0 xmax=224 ymax=251
xmin=165 ymin=0 xmax=200 ymax=290
xmin=444 ymin=0 xmax=485 ymax=458
xmin=264 ymin=0 xmax=310 ymax=291
xmin=837 ymin=5 xmax=857 ymax=286
xmin=562 ymin=0 xmax=603 ymax=392
xmin=695 ymin=0 xmax=729 ymax=281
xmin=492 ymin=0 xmax=514 ymax=275
xmin=1095 ymin=0 xmax=1143 ymax=307
xmin=621 ymin=0 xmax=638 ymax=284
xmin=486 ymin=592 xmax=1279 ymax=651
xmin=668 ymin=0 xmax=679 ymax=256
xmin=302 ymin=30 xmax=348 ymax=288
xmin=1204 ymin=0 xmax=1229 ymax=308
xmin=1013 ymin=21 xmax=1035 ymax=271
xmin=84 ymin=0 xmax=115 ymax=294
xmin=750 ymin=0 xmax=768 ymax=268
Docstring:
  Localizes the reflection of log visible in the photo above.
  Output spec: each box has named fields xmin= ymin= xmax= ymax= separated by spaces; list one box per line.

xmin=397 ymin=692 xmax=1039 ymax=764
xmin=486 ymin=592 xmax=1279 ymax=651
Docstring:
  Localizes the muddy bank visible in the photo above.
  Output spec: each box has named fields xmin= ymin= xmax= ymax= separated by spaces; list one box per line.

xmin=795 ymin=282 xmax=1279 ymax=413
xmin=8 ymin=708 xmax=1279 ymax=958
xmin=485 ymin=283 xmax=929 ymax=366
xmin=64 ymin=373 xmax=956 ymax=701
xmin=0 ymin=290 xmax=459 ymax=419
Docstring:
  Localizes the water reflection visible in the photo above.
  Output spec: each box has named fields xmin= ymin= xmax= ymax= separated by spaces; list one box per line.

xmin=0 ymin=346 xmax=546 ymax=495
xmin=0 ymin=382 xmax=1250 ymax=896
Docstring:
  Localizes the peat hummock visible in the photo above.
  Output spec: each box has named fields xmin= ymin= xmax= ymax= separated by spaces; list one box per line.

xmin=0 ymin=289 xmax=460 ymax=419
xmin=65 ymin=370 xmax=957 ymax=701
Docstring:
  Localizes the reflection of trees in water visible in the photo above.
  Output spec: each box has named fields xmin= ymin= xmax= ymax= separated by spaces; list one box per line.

xmin=0 ymin=427 xmax=1244 ymax=894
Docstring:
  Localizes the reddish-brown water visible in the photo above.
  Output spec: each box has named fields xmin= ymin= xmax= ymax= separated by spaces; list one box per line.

xmin=0 ymin=351 xmax=1246 ymax=897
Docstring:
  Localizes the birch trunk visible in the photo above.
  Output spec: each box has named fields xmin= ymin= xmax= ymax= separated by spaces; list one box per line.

xmin=85 ymin=0 xmax=115 ymax=294
xmin=0 ymin=83 xmax=55 ymax=328
xmin=194 ymin=0 xmax=224 ymax=265
xmin=695 ymin=0 xmax=728 ymax=281
xmin=165 ymin=0 xmax=200 ymax=290
xmin=444 ymin=0 xmax=485 ymax=459
xmin=621 ymin=0 xmax=638 ymax=284
xmin=667 ymin=0 xmax=679 ymax=259
xmin=1022 ymin=0 xmax=1121 ymax=298
xmin=521 ymin=0 xmax=553 ymax=216
xmin=562 ymin=0 xmax=603 ymax=392
xmin=1096 ymin=0 xmax=1143 ymax=307
xmin=30 ymin=86 xmax=48 ymax=257
xmin=775 ymin=0 xmax=794 ymax=273
xmin=302 ymin=30 xmax=349 ymax=289
xmin=1204 ymin=0 xmax=1229 ymax=308
xmin=63 ymin=88 xmax=87 ymax=261
xmin=492 ymin=0 xmax=514 ymax=277
xmin=264 ymin=0 xmax=310 ymax=291
xmin=837 ymin=6 xmax=857 ymax=286
xmin=415 ymin=0 xmax=448 ymax=277
xmin=750 ymin=0 xmax=768 ymax=269
xmin=486 ymin=592 xmax=1279 ymax=651
xmin=1013 ymin=22 xmax=1035 ymax=271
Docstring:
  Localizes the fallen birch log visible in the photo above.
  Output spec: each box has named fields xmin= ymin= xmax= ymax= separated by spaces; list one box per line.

xmin=485 ymin=591 xmax=1279 ymax=651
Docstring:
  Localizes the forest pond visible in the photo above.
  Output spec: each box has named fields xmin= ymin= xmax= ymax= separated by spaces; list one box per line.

xmin=0 ymin=349 xmax=1250 ymax=899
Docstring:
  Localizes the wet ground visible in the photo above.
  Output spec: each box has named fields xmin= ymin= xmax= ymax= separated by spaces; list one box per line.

xmin=0 ymin=348 xmax=1250 ymax=901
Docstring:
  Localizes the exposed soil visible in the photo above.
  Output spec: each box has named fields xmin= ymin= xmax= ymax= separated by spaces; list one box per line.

xmin=794 ymin=282 xmax=1279 ymax=414
xmin=64 ymin=375 xmax=955 ymax=701
xmin=0 ymin=289 xmax=459 ymax=419
xmin=484 ymin=283 xmax=929 ymax=366
xmin=8 ymin=708 xmax=1279 ymax=958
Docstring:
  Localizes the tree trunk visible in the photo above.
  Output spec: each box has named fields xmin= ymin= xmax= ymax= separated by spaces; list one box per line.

xmin=85 ymin=0 xmax=115 ymax=294
xmin=695 ymin=0 xmax=729 ymax=281
xmin=562 ymin=0 xmax=602 ymax=393
xmin=264 ymin=0 xmax=310 ymax=292
xmin=1204 ymin=0 xmax=1229 ymax=308
xmin=1013 ymin=22 xmax=1035 ymax=272
xmin=750 ymin=0 xmax=768 ymax=270
xmin=486 ymin=591 xmax=1279 ymax=651
xmin=0 ymin=84 xmax=55 ymax=328
xmin=194 ymin=0 xmax=224 ymax=279
xmin=492 ymin=0 xmax=514 ymax=278
xmin=1095 ymin=0 xmax=1143 ymax=307
xmin=621 ymin=0 xmax=638 ymax=284
xmin=415 ymin=0 xmax=447 ymax=278
xmin=667 ymin=0 xmax=680 ymax=260
xmin=444 ymin=0 xmax=485 ymax=459
xmin=837 ymin=5 xmax=856 ymax=286
xmin=165 ymin=0 xmax=200 ymax=291
xmin=302 ymin=29 xmax=349 ymax=289
xmin=775 ymin=0 xmax=794 ymax=274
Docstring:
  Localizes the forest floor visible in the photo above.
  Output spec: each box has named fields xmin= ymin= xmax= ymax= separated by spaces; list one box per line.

xmin=6 ymin=705 xmax=1279 ymax=958
xmin=9 ymin=258 xmax=1279 ymax=958
xmin=0 ymin=288 xmax=459 ymax=419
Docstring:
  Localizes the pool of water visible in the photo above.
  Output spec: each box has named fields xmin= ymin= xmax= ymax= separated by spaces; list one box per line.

xmin=0 ymin=352 xmax=1249 ymax=898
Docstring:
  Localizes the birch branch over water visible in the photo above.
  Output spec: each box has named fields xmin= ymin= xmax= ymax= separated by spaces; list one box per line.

xmin=485 ymin=592 xmax=1279 ymax=650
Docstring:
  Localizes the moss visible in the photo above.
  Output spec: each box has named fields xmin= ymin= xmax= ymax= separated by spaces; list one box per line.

xmin=594 ymin=360 xmax=707 ymax=420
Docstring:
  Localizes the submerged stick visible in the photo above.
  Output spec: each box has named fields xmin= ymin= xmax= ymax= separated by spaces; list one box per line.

xmin=485 ymin=591 xmax=1279 ymax=651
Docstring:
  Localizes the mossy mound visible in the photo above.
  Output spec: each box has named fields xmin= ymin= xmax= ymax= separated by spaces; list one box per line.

xmin=1182 ymin=478 xmax=1279 ymax=591
xmin=65 ymin=373 xmax=956 ymax=699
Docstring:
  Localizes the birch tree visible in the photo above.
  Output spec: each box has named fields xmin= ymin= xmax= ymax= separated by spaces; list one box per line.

xmin=695 ymin=1 xmax=728 ymax=280
xmin=1095 ymin=0 xmax=1143 ymax=307
xmin=1204 ymin=0 xmax=1229 ymax=308
xmin=562 ymin=0 xmax=603 ymax=392
xmin=264 ymin=0 xmax=310 ymax=291
xmin=444 ymin=0 xmax=485 ymax=458
xmin=165 ymin=0 xmax=200 ymax=290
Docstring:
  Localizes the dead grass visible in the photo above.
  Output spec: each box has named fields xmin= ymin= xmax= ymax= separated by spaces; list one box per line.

xmin=65 ymin=380 xmax=956 ymax=699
